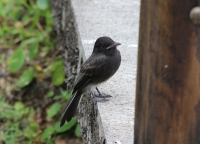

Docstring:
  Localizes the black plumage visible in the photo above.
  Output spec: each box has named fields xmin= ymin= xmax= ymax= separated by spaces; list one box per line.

xmin=60 ymin=36 xmax=121 ymax=127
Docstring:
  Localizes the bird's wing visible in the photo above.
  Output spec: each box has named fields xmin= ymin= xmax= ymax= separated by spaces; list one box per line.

xmin=72 ymin=74 xmax=91 ymax=94
xmin=72 ymin=54 xmax=105 ymax=94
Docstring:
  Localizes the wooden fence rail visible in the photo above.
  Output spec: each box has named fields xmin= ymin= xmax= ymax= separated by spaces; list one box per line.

xmin=134 ymin=1 xmax=200 ymax=144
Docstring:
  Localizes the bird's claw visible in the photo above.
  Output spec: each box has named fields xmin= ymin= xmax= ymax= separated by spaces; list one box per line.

xmin=90 ymin=90 xmax=111 ymax=103
xmin=94 ymin=94 xmax=112 ymax=98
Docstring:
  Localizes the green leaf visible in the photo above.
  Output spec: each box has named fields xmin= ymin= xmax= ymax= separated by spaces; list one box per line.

xmin=75 ymin=124 xmax=81 ymax=138
xmin=52 ymin=61 xmax=65 ymax=86
xmin=64 ymin=93 xmax=72 ymax=100
xmin=55 ymin=117 xmax=77 ymax=133
xmin=53 ymin=95 xmax=62 ymax=100
xmin=14 ymin=102 xmax=24 ymax=110
xmin=20 ymin=37 xmax=39 ymax=47
xmin=30 ymin=123 xmax=39 ymax=133
xmin=47 ymin=90 xmax=54 ymax=97
xmin=24 ymin=128 xmax=36 ymax=138
xmin=41 ymin=126 xmax=55 ymax=140
xmin=28 ymin=43 xmax=39 ymax=60
xmin=59 ymin=88 xmax=71 ymax=100
xmin=36 ymin=0 xmax=48 ymax=10
xmin=28 ymin=108 xmax=35 ymax=122
xmin=51 ymin=60 xmax=62 ymax=71
xmin=7 ymin=48 xmax=24 ymax=73
xmin=17 ymin=68 xmax=34 ymax=88
xmin=47 ymin=103 xmax=61 ymax=118
xmin=23 ymin=126 xmax=39 ymax=138
xmin=59 ymin=88 xmax=67 ymax=96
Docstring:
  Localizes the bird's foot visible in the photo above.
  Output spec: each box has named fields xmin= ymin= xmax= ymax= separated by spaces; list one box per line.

xmin=94 ymin=94 xmax=112 ymax=98
xmin=90 ymin=89 xmax=111 ymax=103
xmin=95 ymin=87 xmax=112 ymax=98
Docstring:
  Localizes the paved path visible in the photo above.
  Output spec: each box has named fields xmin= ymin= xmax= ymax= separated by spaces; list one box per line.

xmin=71 ymin=0 xmax=140 ymax=143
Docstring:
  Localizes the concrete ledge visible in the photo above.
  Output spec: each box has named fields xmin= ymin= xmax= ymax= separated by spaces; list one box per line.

xmin=71 ymin=0 xmax=140 ymax=143
xmin=51 ymin=0 xmax=107 ymax=143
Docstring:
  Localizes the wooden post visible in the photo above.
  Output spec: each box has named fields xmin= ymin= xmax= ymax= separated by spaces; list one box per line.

xmin=134 ymin=0 xmax=200 ymax=144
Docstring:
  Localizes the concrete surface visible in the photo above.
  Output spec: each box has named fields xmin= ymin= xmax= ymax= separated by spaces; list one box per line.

xmin=71 ymin=0 xmax=140 ymax=143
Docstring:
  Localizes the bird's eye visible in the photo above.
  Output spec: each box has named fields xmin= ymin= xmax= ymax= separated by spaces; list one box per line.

xmin=101 ymin=44 xmax=105 ymax=48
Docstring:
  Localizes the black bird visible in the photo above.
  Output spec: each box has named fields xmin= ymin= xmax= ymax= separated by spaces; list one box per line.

xmin=60 ymin=36 xmax=121 ymax=127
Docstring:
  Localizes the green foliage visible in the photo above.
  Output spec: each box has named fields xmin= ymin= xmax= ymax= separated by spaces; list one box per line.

xmin=47 ymin=103 xmax=62 ymax=118
xmin=47 ymin=90 xmax=54 ymax=97
xmin=17 ymin=67 xmax=34 ymax=88
xmin=28 ymin=43 xmax=39 ymax=60
xmin=0 ymin=97 xmax=39 ymax=143
xmin=1 ymin=0 xmax=65 ymax=88
xmin=36 ymin=0 xmax=48 ymax=10
xmin=52 ymin=60 xmax=65 ymax=86
xmin=75 ymin=124 xmax=82 ymax=138
xmin=55 ymin=117 xmax=77 ymax=133
xmin=0 ymin=93 xmax=81 ymax=143
xmin=59 ymin=87 xmax=72 ymax=100
xmin=0 ymin=0 xmax=81 ymax=143
xmin=41 ymin=126 xmax=55 ymax=140
xmin=7 ymin=48 xmax=24 ymax=73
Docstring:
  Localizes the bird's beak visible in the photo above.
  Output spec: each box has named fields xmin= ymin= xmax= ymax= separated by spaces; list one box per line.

xmin=107 ymin=42 xmax=121 ymax=49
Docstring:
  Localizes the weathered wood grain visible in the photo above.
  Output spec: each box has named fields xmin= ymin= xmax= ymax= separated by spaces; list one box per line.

xmin=134 ymin=1 xmax=200 ymax=144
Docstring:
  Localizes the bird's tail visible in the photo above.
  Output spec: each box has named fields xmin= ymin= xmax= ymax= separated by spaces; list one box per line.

xmin=60 ymin=91 xmax=82 ymax=127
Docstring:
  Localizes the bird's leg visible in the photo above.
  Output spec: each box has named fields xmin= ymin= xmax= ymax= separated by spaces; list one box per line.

xmin=90 ymin=87 xmax=112 ymax=102
xmin=96 ymin=87 xmax=103 ymax=97
xmin=90 ymin=90 xmax=97 ymax=103
xmin=90 ymin=90 xmax=95 ymax=97
xmin=90 ymin=90 xmax=108 ymax=102
xmin=95 ymin=87 xmax=112 ymax=98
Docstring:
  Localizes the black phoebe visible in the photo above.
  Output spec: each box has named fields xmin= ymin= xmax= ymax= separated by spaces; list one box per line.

xmin=60 ymin=36 xmax=121 ymax=127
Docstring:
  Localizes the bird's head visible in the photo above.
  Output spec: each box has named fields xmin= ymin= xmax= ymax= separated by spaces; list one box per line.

xmin=93 ymin=36 xmax=121 ymax=55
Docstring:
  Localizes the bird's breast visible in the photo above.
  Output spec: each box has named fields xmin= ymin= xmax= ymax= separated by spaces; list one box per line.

xmin=91 ymin=50 xmax=121 ymax=84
